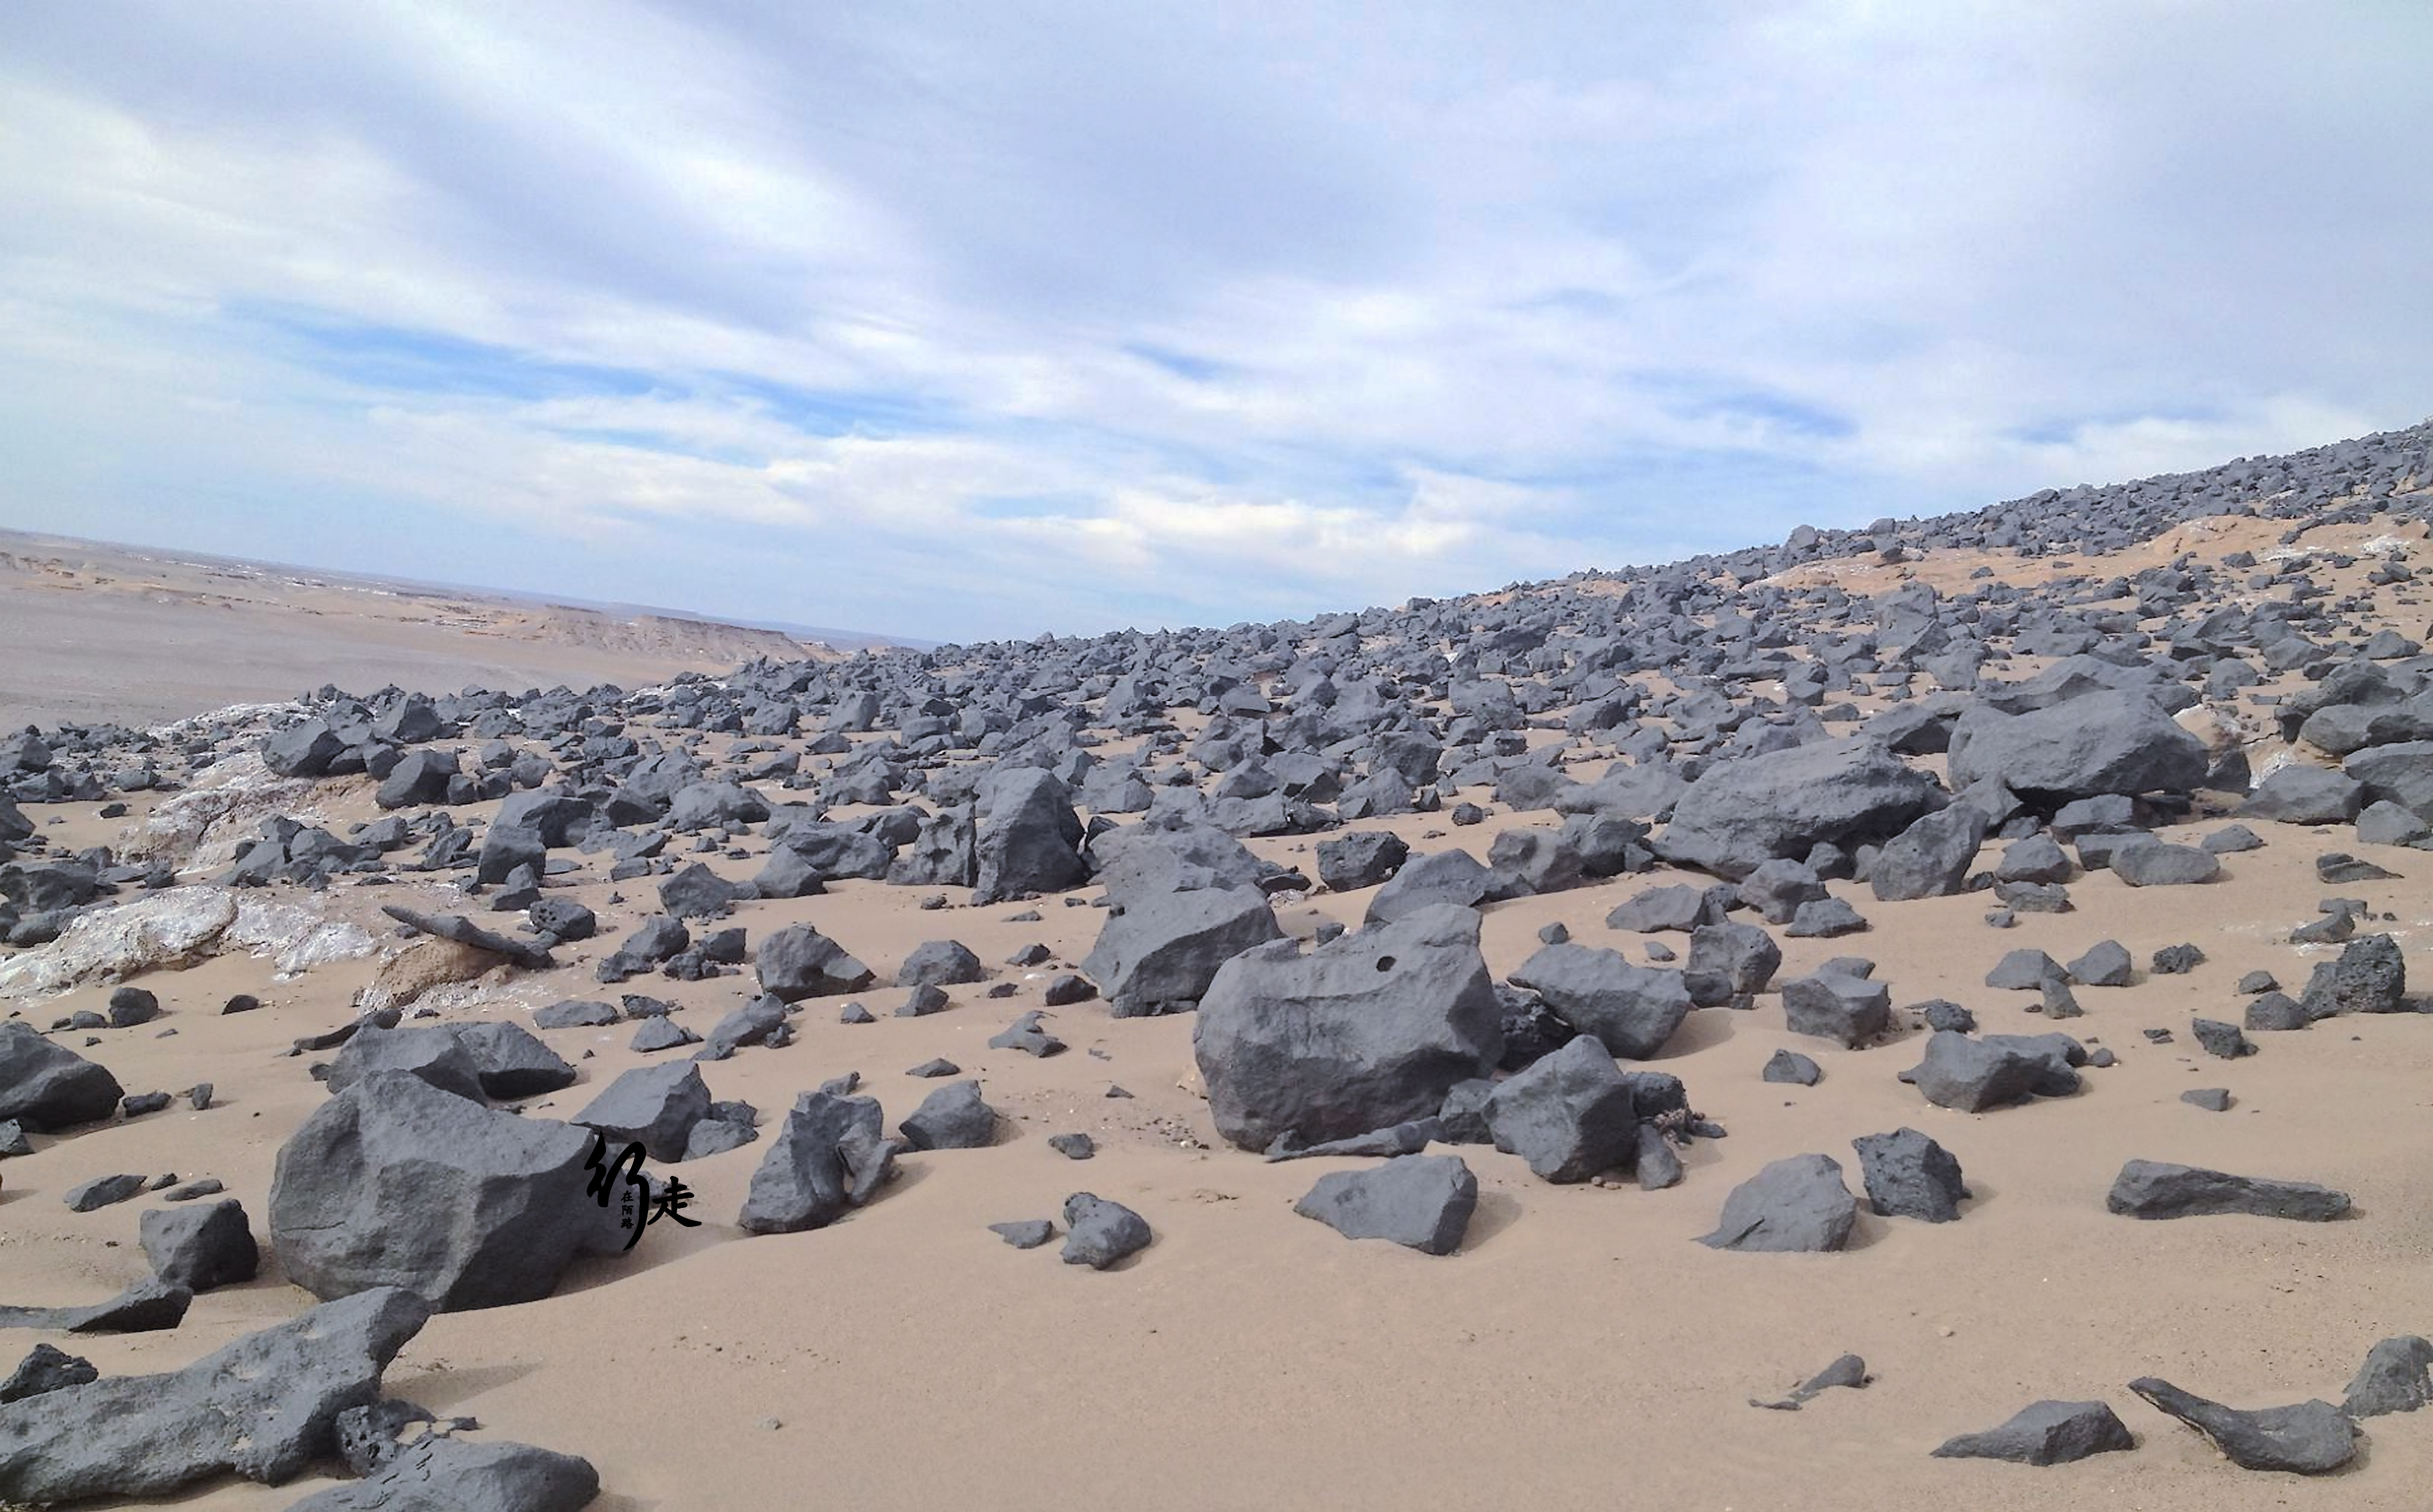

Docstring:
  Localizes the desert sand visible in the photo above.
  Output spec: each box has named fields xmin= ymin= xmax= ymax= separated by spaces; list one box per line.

xmin=0 ymin=530 xmax=843 ymax=731
xmin=3 ymin=431 xmax=2432 ymax=1511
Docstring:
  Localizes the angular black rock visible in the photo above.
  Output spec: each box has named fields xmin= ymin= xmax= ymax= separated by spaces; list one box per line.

xmin=1079 ymin=884 xmax=1284 ymax=1018
xmin=1193 ymin=904 xmax=1502 ymax=1152
xmin=2191 ymin=1017 xmax=2255 ymax=1059
xmin=1506 ymin=942 xmax=1693 ymax=1059
xmin=1930 ymin=1399 xmax=2135 ymax=1465
xmin=572 ymin=1061 xmax=710 ymax=1163
xmin=138 ymin=1198 xmax=260 ymax=1292
xmin=899 ymin=1080 xmax=998 ymax=1150
xmin=755 ymin=923 xmax=877 ymax=1002
xmin=1483 ymin=1035 xmax=1638 ymax=1183
xmin=1762 ymin=1049 xmax=1821 ymax=1086
xmin=990 ymin=1219 xmax=1054 ymax=1249
xmin=1061 ymin=1192 xmax=1151 ymax=1269
xmin=0 ymin=1287 xmax=431 ymax=1502
xmin=0 ymin=1343 xmax=97 ymax=1404
xmin=735 ymin=1092 xmax=895 ymax=1234
xmin=0 ymin=1277 xmax=192 ymax=1334
xmin=2127 ymin=1377 xmax=2358 ymax=1473
xmin=285 ymin=1434 xmax=601 ymax=1512
xmin=1851 ymin=1127 xmax=1967 ymax=1222
xmin=270 ymin=1072 xmax=620 ymax=1309
xmin=1751 ymin=1353 xmax=1869 ymax=1412
xmin=1781 ymin=969 xmax=1890 ymax=1049
xmin=63 ymin=1172 xmax=146 ymax=1212
xmin=1294 ymin=1153 xmax=1478 ymax=1255
xmin=1697 ymin=1153 xmax=1857 ymax=1252
xmin=0 ymin=1021 xmax=124 ymax=1131
xmin=1904 ymin=1031 xmax=2050 ymax=1112
xmin=2296 ymin=933 xmax=2406 ymax=1017
xmin=2105 ymin=1159 xmax=2350 ymax=1221
xmin=2343 ymin=1335 xmax=2433 ymax=1418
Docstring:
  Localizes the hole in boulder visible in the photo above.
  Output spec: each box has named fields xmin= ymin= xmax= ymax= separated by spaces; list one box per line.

xmin=1375 ymin=956 xmax=1396 ymax=972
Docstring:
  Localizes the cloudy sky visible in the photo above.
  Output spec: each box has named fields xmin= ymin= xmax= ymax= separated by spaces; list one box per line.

xmin=3 ymin=2 xmax=2427 ymax=643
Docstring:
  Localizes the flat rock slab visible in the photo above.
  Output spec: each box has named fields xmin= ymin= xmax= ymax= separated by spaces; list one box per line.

xmin=1750 ymin=1353 xmax=1868 ymax=1411
xmin=0 ymin=1277 xmax=192 ymax=1334
xmin=286 ymin=1434 xmax=601 ymax=1511
xmin=1294 ymin=1153 xmax=1478 ymax=1255
xmin=2128 ymin=1377 xmax=2359 ymax=1473
xmin=2106 ymin=1160 xmax=2351 ymax=1221
xmin=0 ymin=1287 xmax=431 ymax=1502
xmin=1698 ymin=1153 xmax=1856 ymax=1252
xmin=1932 ymin=1399 xmax=2135 ymax=1464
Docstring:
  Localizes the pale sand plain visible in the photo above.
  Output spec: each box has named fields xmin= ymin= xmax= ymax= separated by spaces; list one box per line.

xmin=0 ymin=530 xmax=836 ymax=731
xmin=1 ymin=518 xmax=2429 ymax=1511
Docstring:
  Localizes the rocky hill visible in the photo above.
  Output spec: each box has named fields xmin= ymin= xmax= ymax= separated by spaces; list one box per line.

xmin=2 ymin=420 xmax=2431 ymax=1510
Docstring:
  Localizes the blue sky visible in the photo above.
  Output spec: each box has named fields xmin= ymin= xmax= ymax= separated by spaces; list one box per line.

xmin=2 ymin=2 xmax=2428 ymax=643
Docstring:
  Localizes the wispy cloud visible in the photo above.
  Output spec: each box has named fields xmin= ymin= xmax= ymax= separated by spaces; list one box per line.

xmin=1 ymin=1 xmax=2426 ymax=640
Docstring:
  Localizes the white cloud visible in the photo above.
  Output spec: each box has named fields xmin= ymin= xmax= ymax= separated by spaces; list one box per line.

xmin=0 ymin=1 xmax=2427 ymax=640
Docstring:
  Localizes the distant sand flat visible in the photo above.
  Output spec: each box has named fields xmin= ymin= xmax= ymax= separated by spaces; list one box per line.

xmin=0 ymin=531 xmax=841 ymax=729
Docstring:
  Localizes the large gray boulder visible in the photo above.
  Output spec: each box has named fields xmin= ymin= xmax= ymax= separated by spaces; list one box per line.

xmin=1079 ymin=884 xmax=1283 ymax=1018
xmin=1947 ymin=689 xmax=2207 ymax=800
xmin=756 ymin=923 xmax=877 ymax=1001
xmin=1363 ymin=848 xmax=1496 ymax=924
xmin=324 ymin=1024 xmax=486 ymax=1103
xmin=2239 ymin=764 xmax=2364 ymax=824
xmin=1903 ymin=1030 xmax=2062 ymax=1112
xmin=270 ymin=1072 xmax=620 ymax=1310
xmin=1850 ymin=1128 xmax=1967 ymax=1222
xmin=138 ymin=1198 xmax=260 ymax=1292
xmin=2297 ymin=933 xmax=2406 ymax=1016
xmin=1506 ymin=944 xmax=1693 ymax=1059
xmin=735 ymin=1092 xmax=895 ymax=1235
xmin=262 ymin=719 xmax=346 ymax=778
xmin=1781 ymin=969 xmax=1891 ymax=1048
xmin=1683 ymin=922 xmax=1781 ymax=1005
xmin=899 ymin=1080 xmax=999 ymax=1150
xmin=451 ymin=1021 xmax=578 ymax=1099
xmin=1194 ymin=904 xmax=1503 ymax=1152
xmin=896 ymin=939 xmax=988 ymax=988
xmin=1294 ymin=1153 xmax=1477 ymax=1255
xmin=971 ymin=767 xmax=1086 ymax=903
xmin=0 ymin=1287 xmax=431 ymax=1502
xmin=1698 ymin=1153 xmax=1858 ymax=1252
xmin=1483 ymin=1035 xmax=1638 ymax=1182
xmin=1317 ymin=831 xmax=1410 ymax=892
xmin=1655 ymin=738 xmax=1943 ymax=880
xmin=2344 ymin=739 xmax=2433 ymax=821
xmin=2112 ymin=843 xmax=2222 ymax=886
xmin=0 ymin=1021 xmax=123 ymax=1131
xmin=885 ymin=804 xmax=977 ymax=888
xmin=1869 ymin=804 xmax=1989 ymax=901
xmin=572 ymin=1062 xmax=710 ymax=1164
xmin=1090 ymin=821 xmax=1272 ymax=901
